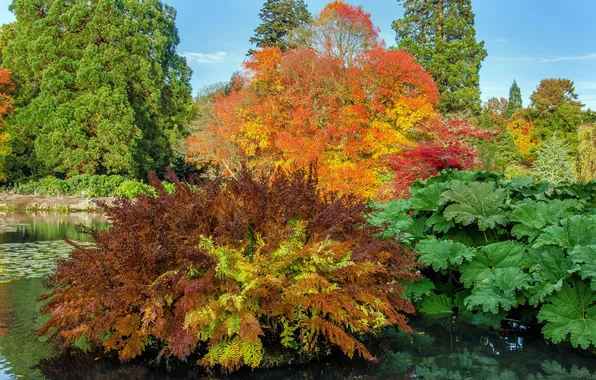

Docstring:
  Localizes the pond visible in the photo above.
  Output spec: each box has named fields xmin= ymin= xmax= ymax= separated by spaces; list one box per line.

xmin=0 ymin=212 xmax=595 ymax=379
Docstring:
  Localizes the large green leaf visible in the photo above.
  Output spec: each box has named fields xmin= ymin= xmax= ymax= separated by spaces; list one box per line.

xmin=537 ymin=278 xmax=596 ymax=349
xmin=527 ymin=246 xmax=577 ymax=305
xmin=415 ymin=238 xmax=477 ymax=271
xmin=534 ymin=215 xmax=596 ymax=249
xmin=367 ymin=200 xmax=413 ymax=240
xmin=464 ymin=267 xmax=531 ymax=313
xmin=425 ymin=212 xmax=453 ymax=234
xmin=419 ymin=293 xmax=454 ymax=315
xmin=404 ymin=278 xmax=435 ymax=301
xmin=459 ymin=241 xmax=527 ymax=288
xmin=439 ymin=181 xmax=508 ymax=231
xmin=410 ymin=183 xmax=448 ymax=211
xmin=570 ymin=245 xmax=596 ymax=290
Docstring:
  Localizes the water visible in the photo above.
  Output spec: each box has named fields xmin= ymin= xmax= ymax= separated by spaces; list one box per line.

xmin=0 ymin=213 xmax=594 ymax=379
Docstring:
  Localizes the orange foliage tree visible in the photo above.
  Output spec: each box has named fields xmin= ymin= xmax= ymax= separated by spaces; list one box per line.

xmin=188 ymin=44 xmax=439 ymax=199
xmin=0 ymin=68 xmax=13 ymax=180
xmin=505 ymin=112 xmax=540 ymax=157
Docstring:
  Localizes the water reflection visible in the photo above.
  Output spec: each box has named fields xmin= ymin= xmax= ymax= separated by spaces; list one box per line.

xmin=0 ymin=213 xmax=594 ymax=379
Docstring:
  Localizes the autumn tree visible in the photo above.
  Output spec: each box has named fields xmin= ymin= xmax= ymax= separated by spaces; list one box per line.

xmin=3 ymin=0 xmax=193 ymax=179
xmin=188 ymin=44 xmax=439 ymax=199
xmin=248 ymin=0 xmax=311 ymax=54
xmin=390 ymin=117 xmax=490 ymax=194
xmin=527 ymin=78 xmax=583 ymax=148
xmin=393 ymin=0 xmax=487 ymax=114
xmin=290 ymin=1 xmax=383 ymax=66
xmin=477 ymin=97 xmax=508 ymax=130
xmin=0 ymin=69 xmax=13 ymax=180
xmin=505 ymin=80 xmax=522 ymax=119
xmin=576 ymin=124 xmax=596 ymax=181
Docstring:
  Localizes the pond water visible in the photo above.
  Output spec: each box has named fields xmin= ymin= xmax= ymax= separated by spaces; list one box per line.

xmin=0 ymin=213 xmax=595 ymax=379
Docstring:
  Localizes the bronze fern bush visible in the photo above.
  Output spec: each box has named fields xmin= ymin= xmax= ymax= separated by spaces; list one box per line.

xmin=39 ymin=168 xmax=419 ymax=371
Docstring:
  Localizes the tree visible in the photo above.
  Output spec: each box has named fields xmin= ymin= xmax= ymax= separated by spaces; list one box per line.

xmin=390 ymin=117 xmax=490 ymax=194
xmin=505 ymin=80 xmax=522 ymax=119
xmin=393 ymin=0 xmax=487 ymax=114
xmin=0 ymin=23 xmax=15 ymax=65
xmin=532 ymin=136 xmax=575 ymax=184
xmin=3 ymin=0 xmax=193 ymax=179
xmin=528 ymin=79 xmax=583 ymax=149
xmin=248 ymin=0 xmax=311 ymax=54
xmin=187 ymin=45 xmax=439 ymax=200
xmin=289 ymin=1 xmax=383 ymax=66
xmin=477 ymin=97 xmax=508 ymax=130
xmin=0 ymin=69 xmax=14 ymax=180
xmin=576 ymin=124 xmax=596 ymax=182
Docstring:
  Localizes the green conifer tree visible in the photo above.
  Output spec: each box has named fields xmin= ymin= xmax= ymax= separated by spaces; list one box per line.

xmin=505 ymin=80 xmax=522 ymax=119
xmin=248 ymin=0 xmax=311 ymax=54
xmin=3 ymin=0 xmax=193 ymax=178
xmin=393 ymin=0 xmax=487 ymax=114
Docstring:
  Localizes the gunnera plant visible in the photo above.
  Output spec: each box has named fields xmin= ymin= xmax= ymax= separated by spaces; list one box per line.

xmin=39 ymin=168 xmax=419 ymax=372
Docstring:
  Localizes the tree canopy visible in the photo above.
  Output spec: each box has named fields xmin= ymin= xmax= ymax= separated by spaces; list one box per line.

xmin=248 ymin=0 xmax=311 ymax=54
xmin=393 ymin=0 xmax=487 ymax=114
xmin=2 ymin=0 xmax=193 ymax=179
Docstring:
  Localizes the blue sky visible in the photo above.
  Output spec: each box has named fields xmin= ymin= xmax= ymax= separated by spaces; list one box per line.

xmin=1 ymin=0 xmax=595 ymax=109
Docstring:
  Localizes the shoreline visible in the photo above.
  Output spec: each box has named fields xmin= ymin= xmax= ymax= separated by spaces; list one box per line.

xmin=0 ymin=194 xmax=115 ymax=212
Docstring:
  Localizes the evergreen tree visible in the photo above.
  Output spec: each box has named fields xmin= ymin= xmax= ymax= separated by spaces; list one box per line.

xmin=505 ymin=80 xmax=522 ymax=119
xmin=532 ymin=136 xmax=575 ymax=184
xmin=3 ymin=0 xmax=193 ymax=179
xmin=393 ymin=0 xmax=487 ymax=114
xmin=248 ymin=0 xmax=311 ymax=54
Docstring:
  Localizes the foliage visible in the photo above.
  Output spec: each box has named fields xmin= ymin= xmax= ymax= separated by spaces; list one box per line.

xmin=528 ymin=79 xmax=583 ymax=148
xmin=393 ymin=0 xmax=487 ymax=114
xmin=577 ymin=124 xmax=596 ymax=182
xmin=10 ymin=174 xmax=161 ymax=198
xmin=505 ymin=80 xmax=523 ymax=119
xmin=390 ymin=118 xmax=490 ymax=195
xmin=532 ymin=136 xmax=576 ymax=184
xmin=0 ymin=68 xmax=14 ymax=180
xmin=477 ymin=97 xmax=508 ymax=130
xmin=248 ymin=0 xmax=311 ymax=54
xmin=291 ymin=1 xmax=383 ymax=66
xmin=0 ymin=22 xmax=15 ymax=64
xmin=3 ymin=0 xmax=193 ymax=179
xmin=368 ymin=169 xmax=596 ymax=349
xmin=39 ymin=168 xmax=419 ymax=371
xmin=187 ymin=41 xmax=439 ymax=200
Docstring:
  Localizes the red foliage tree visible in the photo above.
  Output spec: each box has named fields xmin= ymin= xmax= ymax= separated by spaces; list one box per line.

xmin=188 ymin=44 xmax=439 ymax=200
xmin=390 ymin=118 xmax=491 ymax=195
xmin=0 ymin=68 xmax=13 ymax=179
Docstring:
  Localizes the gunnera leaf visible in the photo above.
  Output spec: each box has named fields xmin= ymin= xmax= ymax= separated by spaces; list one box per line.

xmin=419 ymin=293 xmax=454 ymax=315
xmin=439 ymin=181 xmax=508 ymax=231
xmin=459 ymin=241 xmax=527 ymax=288
xmin=410 ymin=182 xmax=448 ymax=212
xmin=464 ymin=267 xmax=531 ymax=314
xmin=537 ymin=278 xmax=596 ymax=350
xmin=404 ymin=278 xmax=435 ymax=302
xmin=367 ymin=200 xmax=413 ymax=241
xmin=425 ymin=212 xmax=454 ymax=234
xmin=415 ymin=238 xmax=477 ymax=271
xmin=527 ymin=246 xmax=577 ymax=305
xmin=570 ymin=245 xmax=596 ymax=290
xmin=534 ymin=215 xmax=596 ymax=250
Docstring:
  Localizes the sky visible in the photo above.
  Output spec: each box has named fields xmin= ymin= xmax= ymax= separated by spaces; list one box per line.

xmin=1 ymin=0 xmax=596 ymax=109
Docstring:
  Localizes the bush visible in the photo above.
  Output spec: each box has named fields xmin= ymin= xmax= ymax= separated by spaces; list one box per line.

xmin=14 ymin=176 xmax=69 ymax=196
xmin=114 ymin=179 xmax=156 ymax=198
xmin=368 ymin=169 xmax=596 ymax=349
xmin=39 ymin=169 xmax=418 ymax=371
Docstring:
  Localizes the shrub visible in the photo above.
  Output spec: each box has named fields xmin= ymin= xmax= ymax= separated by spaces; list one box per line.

xmin=113 ymin=179 xmax=156 ymax=198
xmin=39 ymin=169 xmax=419 ymax=371
xmin=15 ymin=176 xmax=68 ymax=196
xmin=368 ymin=169 xmax=596 ymax=349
